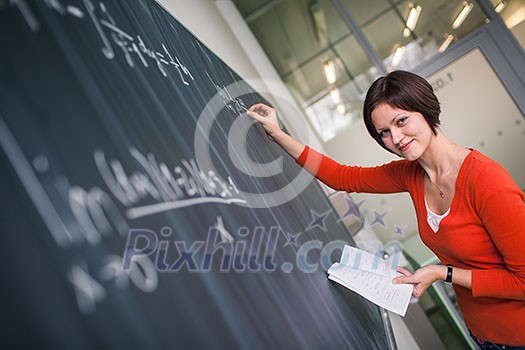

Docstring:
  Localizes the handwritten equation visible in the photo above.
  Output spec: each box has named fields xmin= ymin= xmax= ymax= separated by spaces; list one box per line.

xmin=206 ymin=72 xmax=248 ymax=116
xmin=9 ymin=0 xmax=194 ymax=84
xmin=0 ymin=114 xmax=248 ymax=314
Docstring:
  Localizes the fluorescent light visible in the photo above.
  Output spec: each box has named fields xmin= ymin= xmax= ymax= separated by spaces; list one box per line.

xmin=438 ymin=34 xmax=454 ymax=52
xmin=392 ymin=45 xmax=406 ymax=67
xmin=452 ymin=2 xmax=474 ymax=29
xmin=330 ymin=88 xmax=341 ymax=104
xmin=322 ymin=60 xmax=337 ymax=84
xmin=336 ymin=103 xmax=346 ymax=115
xmin=404 ymin=4 xmax=421 ymax=37
xmin=494 ymin=1 xmax=506 ymax=13
xmin=406 ymin=5 xmax=421 ymax=29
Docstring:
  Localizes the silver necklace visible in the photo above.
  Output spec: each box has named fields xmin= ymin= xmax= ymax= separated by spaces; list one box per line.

xmin=427 ymin=147 xmax=458 ymax=199
xmin=428 ymin=178 xmax=446 ymax=198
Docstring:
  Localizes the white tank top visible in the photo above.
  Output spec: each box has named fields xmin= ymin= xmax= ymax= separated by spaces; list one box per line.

xmin=425 ymin=198 xmax=451 ymax=233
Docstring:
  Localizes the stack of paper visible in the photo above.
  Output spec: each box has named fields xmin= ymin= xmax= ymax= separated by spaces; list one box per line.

xmin=328 ymin=245 xmax=413 ymax=316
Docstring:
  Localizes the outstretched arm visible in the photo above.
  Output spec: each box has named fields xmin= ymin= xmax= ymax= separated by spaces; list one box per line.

xmin=248 ymin=104 xmax=408 ymax=195
xmin=247 ymin=103 xmax=305 ymax=159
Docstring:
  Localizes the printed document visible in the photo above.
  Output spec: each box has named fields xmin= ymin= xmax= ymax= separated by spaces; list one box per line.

xmin=327 ymin=245 xmax=413 ymax=316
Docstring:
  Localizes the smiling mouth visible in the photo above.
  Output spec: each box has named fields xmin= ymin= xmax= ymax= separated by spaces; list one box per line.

xmin=399 ymin=140 xmax=413 ymax=152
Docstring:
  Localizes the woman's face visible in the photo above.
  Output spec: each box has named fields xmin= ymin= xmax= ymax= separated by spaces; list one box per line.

xmin=371 ymin=103 xmax=434 ymax=160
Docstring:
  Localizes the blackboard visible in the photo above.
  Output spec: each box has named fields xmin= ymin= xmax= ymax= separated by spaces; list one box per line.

xmin=0 ymin=1 xmax=394 ymax=348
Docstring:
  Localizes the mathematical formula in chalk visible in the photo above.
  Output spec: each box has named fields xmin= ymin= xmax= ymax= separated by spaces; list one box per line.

xmin=9 ymin=0 xmax=195 ymax=84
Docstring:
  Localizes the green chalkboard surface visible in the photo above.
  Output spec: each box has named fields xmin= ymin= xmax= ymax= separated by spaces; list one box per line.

xmin=0 ymin=1 xmax=394 ymax=349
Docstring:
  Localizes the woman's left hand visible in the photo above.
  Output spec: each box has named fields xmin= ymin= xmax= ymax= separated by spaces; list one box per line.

xmin=392 ymin=265 xmax=444 ymax=297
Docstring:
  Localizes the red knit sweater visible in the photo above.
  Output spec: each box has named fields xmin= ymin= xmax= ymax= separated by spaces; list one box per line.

xmin=297 ymin=146 xmax=525 ymax=345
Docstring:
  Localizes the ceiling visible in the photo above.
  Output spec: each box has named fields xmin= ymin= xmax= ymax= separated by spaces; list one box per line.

xmin=231 ymin=0 xmax=521 ymax=141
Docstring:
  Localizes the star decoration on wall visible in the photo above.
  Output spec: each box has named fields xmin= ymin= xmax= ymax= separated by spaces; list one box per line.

xmin=283 ymin=232 xmax=301 ymax=248
xmin=392 ymin=224 xmax=407 ymax=238
xmin=306 ymin=209 xmax=331 ymax=231
xmin=337 ymin=197 xmax=362 ymax=222
xmin=354 ymin=198 xmax=367 ymax=210
xmin=370 ymin=209 xmax=389 ymax=228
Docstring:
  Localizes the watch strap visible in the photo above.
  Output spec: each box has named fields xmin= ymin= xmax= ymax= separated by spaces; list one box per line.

xmin=445 ymin=264 xmax=453 ymax=284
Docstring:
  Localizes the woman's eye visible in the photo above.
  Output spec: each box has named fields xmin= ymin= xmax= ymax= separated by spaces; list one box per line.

xmin=379 ymin=130 xmax=389 ymax=138
xmin=397 ymin=117 xmax=407 ymax=126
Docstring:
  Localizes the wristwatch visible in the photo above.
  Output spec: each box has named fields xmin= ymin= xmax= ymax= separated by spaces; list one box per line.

xmin=444 ymin=264 xmax=453 ymax=285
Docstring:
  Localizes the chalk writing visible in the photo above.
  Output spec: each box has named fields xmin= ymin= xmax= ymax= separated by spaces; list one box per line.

xmin=206 ymin=71 xmax=248 ymax=116
xmin=69 ymin=254 xmax=158 ymax=314
xmin=9 ymin=0 xmax=194 ymax=84
xmin=95 ymin=147 xmax=244 ymax=220
xmin=68 ymin=261 xmax=107 ymax=314
xmin=0 ymin=115 xmax=245 ymax=314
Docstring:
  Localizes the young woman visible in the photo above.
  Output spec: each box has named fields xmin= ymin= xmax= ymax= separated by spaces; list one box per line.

xmin=247 ymin=70 xmax=525 ymax=348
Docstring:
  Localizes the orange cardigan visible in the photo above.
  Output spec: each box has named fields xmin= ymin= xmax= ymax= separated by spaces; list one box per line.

xmin=297 ymin=146 xmax=525 ymax=345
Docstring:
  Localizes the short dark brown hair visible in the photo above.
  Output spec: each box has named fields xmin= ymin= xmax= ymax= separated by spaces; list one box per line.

xmin=363 ymin=70 xmax=441 ymax=153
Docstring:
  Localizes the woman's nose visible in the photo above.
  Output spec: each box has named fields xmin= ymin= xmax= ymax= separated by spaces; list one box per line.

xmin=391 ymin=128 xmax=404 ymax=145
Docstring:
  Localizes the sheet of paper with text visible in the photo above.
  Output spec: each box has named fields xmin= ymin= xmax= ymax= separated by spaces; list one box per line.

xmin=328 ymin=246 xmax=413 ymax=316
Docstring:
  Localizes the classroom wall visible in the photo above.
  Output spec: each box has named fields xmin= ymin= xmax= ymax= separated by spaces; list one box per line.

xmin=511 ymin=20 xmax=525 ymax=49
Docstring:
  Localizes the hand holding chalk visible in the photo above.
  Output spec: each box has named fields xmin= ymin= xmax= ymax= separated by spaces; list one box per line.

xmin=247 ymin=103 xmax=281 ymax=141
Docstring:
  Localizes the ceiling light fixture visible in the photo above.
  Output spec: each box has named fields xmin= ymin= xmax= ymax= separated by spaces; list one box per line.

xmin=392 ymin=45 xmax=406 ymax=67
xmin=452 ymin=2 xmax=474 ymax=30
xmin=494 ymin=1 xmax=506 ymax=13
xmin=322 ymin=59 xmax=337 ymax=84
xmin=330 ymin=88 xmax=341 ymax=104
xmin=403 ymin=4 xmax=422 ymax=37
xmin=438 ymin=34 xmax=454 ymax=52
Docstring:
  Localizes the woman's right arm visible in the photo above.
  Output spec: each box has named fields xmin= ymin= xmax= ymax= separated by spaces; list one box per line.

xmin=247 ymin=103 xmax=305 ymax=159
xmin=248 ymin=103 xmax=408 ymax=194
